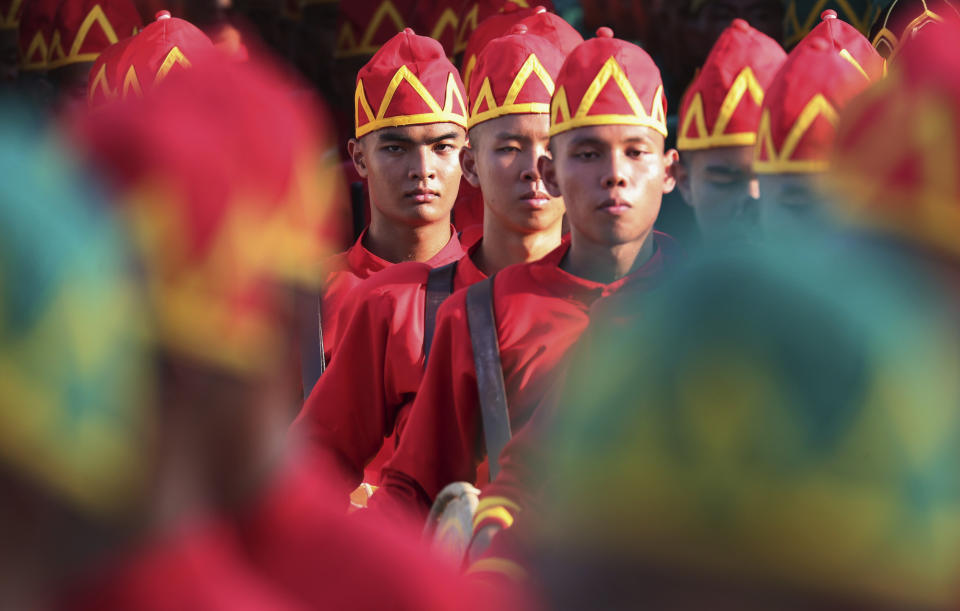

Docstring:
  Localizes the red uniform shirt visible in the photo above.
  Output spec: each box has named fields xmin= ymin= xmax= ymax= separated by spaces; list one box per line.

xmin=369 ymin=234 xmax=678 ymax=522
xmin=294 ymin=240 xmax=488 ymax=491
xmin=321 ymin=226 xmax=463 ymax=364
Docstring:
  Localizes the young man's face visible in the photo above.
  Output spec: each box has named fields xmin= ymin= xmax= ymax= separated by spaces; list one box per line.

xmin=679 ymin=145 xmax=759 ymax=242
xmin=543 ymin=124 xmax=677 ymax=247
xmin=461 ymin=113 xmax=564 ymax=235
xmin=758 ymin=173 xmax=829 ymax=237
xmin=349 ymin=122 xmax=466 ymax=228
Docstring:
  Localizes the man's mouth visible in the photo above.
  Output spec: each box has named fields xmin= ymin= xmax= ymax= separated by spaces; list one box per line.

xmin=405 ymin=188 xmax=440 ymax=203
xmin=598 ymin=198 xmax=632 ymax=213
xmin=519 ymin=191 xmax=551 ymax=208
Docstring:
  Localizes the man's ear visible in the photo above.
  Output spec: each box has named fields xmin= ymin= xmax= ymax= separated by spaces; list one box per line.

xmin=348 ymin=137 xmax=367 ymax=179
xmin=674 ymin=151 xmax=693 ymax=206
xmin=539 ymin=154 xmax=562 ymax=198
xmin=662 ymin=148 xmax=680 ymax=196
xmin=460 ymin=144 xmax=481 ymax=188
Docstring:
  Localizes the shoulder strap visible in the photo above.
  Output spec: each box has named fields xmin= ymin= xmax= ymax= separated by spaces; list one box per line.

xmin=465 ymin=275 xmax=511 ymax=480
xmin=298 ymin=290 xmax=326 ymax=400
xmin=423 ymin=261 xmax=458 ymax=364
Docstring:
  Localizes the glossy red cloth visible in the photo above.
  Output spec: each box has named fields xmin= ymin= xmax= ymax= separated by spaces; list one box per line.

xmin=63 ymin=521 xmax=305 ymax=611
xmin=369 ymin=235 xmax=678 ymax=523
xmin=320 ymin=227 xmax=464 ymax=365
xmin=231 ymin=462 xmax=513 ymax=610
xmin=295 ymin=241 xmax=487 ymax=493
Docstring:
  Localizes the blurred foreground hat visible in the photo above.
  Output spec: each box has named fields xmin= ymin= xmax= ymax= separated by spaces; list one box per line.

xmin=0 ymin=113 xmax=151 ymax=517
xmin=48 ymin=0 xmax=141 ymax=68
xmin=543 ymin=242 xmax=960 ymax=609
xmin=355 ymin=28 xmax=467 ymax=138
xmin=831 ymin=18 xmax=960 ymax=259
xmin=754 ymin=10 xmax=882 ymax=174
xmin=678 ymin=18 xmax=787 ymax=151
xmin=77 ymin=58 xmax=342 ymax=373
xmin=550 ymin=27 xmax=667 ymax=138
xmin=467 ymin=26 xmax=565 ymax=128
xmin=869 ymin=0 xmax=960 ymax=59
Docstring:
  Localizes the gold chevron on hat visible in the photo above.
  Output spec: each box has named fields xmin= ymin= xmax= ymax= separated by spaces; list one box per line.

xmin=754 ymin=95 xmax=839 ymax=173
xmin=355 ymin=66 xmax=467 ymax=136
xmin=678 ymin=66 xmax=766 ymax=149
xmin=0 ymin=0 xmax=21 ymax=29
xmin=550 ymin=56 xmax=667 ymax=137
xmin=468 ymin=53 xmax=554 ymax=128
xmin=49 ymin=5 xmax=121 ymax=68
xmin=336 ymin=0 xmax=405 ymax=57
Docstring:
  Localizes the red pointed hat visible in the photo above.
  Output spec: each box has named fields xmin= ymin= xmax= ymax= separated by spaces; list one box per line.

xmin=678 ymin=19 xmax=787 ymax=151
xmin=754 ymin=10 xmax=883 ymax=174
xmin=462 ymin=6 xmax=580 ymax=89
xmin=355 ymin=28 xmax=468 ymax=138
xmin=76 ymin=58 xmax=343 ymax=372
xmin=467 ymin=26 xmax=565 ymax=128
xmin=0 ymin=0 xmax=23 ymax=30
xmin=19 ymin=0 xmax=61 ymax=71
xmin=335 ymin=0 xmax=415 ymax=58
xmin=114 ymin=11 xmax=214 ymax=100
xmin=457 ymin=0 xmax=555 ymax=57
xmin=550 ymin=27 xmax=667 ymax=138
xmin=831 ymin=18 xmax=960 ymax=257
xmin=48 ymin=0 xmax=142 ymax=68
xmin=869 ymin=0 xmax=960 ymax=59
xmin=86 ymin=35 xmax=133 ymax=108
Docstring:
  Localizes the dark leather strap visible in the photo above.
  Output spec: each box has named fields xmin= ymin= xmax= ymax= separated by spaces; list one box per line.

xmin=423 ymin=261 xmax=458 ymax=365
xmin=349 ymin=181 xmax=365 ymax=242
xmin=299 ymin=290 xmax=326 ymax=400
xmin=465 ymin=275 xmax=511 ymax=480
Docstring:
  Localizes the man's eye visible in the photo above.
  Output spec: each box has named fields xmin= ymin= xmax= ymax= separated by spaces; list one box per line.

xmin=497 ymin=145 xmax=520 ymax=153
xmin=383 ymin=145 xmax=404 ymax=153
xmin=434 ymin=143 xmax=456 ymax=152
xmin=575 ymin=150 xmax=599 ymax=160
xmin=626 ymin=148 xmax=650 ymax=159
xmin=707 ymin=176 xmax=746 ymax=187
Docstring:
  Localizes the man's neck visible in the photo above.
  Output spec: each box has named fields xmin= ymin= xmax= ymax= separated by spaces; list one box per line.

xmin=562 ymin=229 xmax=656 ymax=284
xmin=364 ymin=215 xmax=453 ymax=264
xmin=472 ymin=216 xmax=563 ymax=275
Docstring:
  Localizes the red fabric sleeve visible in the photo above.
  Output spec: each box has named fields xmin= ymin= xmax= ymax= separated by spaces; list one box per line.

xmin=369 ymin=289 xmax=483 ymax=524
xmin=291 ymin=265 xmax=431 ymax=497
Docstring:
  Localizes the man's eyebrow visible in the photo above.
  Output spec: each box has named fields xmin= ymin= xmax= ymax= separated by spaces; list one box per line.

xmin=426 ymin=132 xmax=460 ymax=144
xmin=376 ymin=131 xmax=415 ymax=144
xmin=568 ymin=137 xmax=606 ymax=148
xmin=494 ymin=132 xmax=529 ymax=141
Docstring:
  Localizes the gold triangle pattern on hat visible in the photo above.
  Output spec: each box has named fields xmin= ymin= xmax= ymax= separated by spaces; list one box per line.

xmin=355 ymin=66 xmax=467 ymax=137
xmin=0 ymin=0 xmax=22 ymax=29
xmin=872 ymin=2 xmax=949 ymax=59
xmin=678 ymin=66 xmax=766 ymax=150
xmin=335 ymin=1 xmax=405 ymax=57
xmin=155 ymin=46 xmax=192 ymax=85
xmin=88 ymin=62 xmax=113 ymax=103
xmin=49 ymin=5 xmax=122 ymax=68
xmin=23 ymin=31 xmax=49 ymax=70
xmin=468 ymin=53 xmax=554 ymax=128
xmin=122 ymin=65 xmax=143 ymax=98
xmin=550 ymin=56 xmax=667 ymax=137
xmin=754 ymin=95 xmax=839 ymax=173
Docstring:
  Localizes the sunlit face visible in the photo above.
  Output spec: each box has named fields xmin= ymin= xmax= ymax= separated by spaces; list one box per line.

xmin=758 ymin=173 xmax=829 ymax=237
xmin=349 ymin=122 xmax=466 ymax=228
xmin=680 ymin=145 xmax=759 ymax=242
xmin=543 ymin=124 xmax=677 ymax=248
xmin=462 ymin=113 xmax=564 ymax=235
